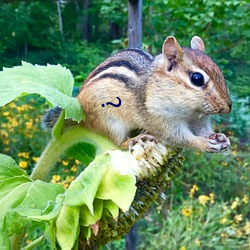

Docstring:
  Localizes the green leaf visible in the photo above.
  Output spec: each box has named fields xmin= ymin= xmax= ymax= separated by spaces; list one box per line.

xmin=21 ymin=235 xmax=45 ymax=250
xmin=103 ymin=200 xmax=119 ymax=219
xmin=0 ymin=176 xmax=32 ymax=201
xmin=96 ymin=167 xmax=136 ymax=212
xmin=64 ymin=153 xmax=111 ymax=213
xmin=20 ymin=181 xmax=64 ymax=213
xmin=52 ymin=109 xmax=66 ymax=139
xmin=66 ymin=142 xmax=96 ymax=165
xmin=0 ymin=154 xmax=30 ymax=181
xmin=79 ymin=199 xmax=103 ymax=226
xmin=0 ymin=62 xmax=85 ymax=122
xmin=56 ymin=205 xmax=80 ymax=250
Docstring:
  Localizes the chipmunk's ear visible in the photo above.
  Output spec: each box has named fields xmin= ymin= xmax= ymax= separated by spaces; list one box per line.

xmin=162 ymin=36 xmax=184 ymax=63
xmin=191 ymin=36 xmax=205 ymax=52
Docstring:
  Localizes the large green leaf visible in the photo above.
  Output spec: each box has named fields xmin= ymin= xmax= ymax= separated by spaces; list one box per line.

xmin=63 ymin=153 xmax=111 ymax=213
xmin=0 ymin=62 xmax=85 ymax=121
xmin=0 ymin=154 xmax=30 ymax=181
xmin=0 ymin=154 xmax=65 ymax=248
xmin=96 ymin=167 xmax=136 ymax=212
xmin=56 ymin=205 xmax=80 ymax=250
xmin=66 ymin=142 xmax=96 ymax=165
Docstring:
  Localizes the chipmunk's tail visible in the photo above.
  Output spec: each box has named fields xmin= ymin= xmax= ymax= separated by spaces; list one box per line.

xmin=41 ymin=106 xmax=62 ymax=130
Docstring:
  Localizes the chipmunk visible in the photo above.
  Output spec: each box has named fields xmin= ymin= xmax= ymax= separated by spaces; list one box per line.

xmin=43 ymin=36 xmax=232 ymax=153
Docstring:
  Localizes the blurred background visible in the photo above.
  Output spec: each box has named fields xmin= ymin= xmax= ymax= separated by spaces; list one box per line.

xmin=0 ymin=0 xmax=249 ymax=249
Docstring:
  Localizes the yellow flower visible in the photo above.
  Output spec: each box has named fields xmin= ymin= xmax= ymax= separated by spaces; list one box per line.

xmin=32 ymin=157 xmax=39 ymax=163
xmin=221 ymin=162 xmax=228 ymax=167
xmin=234 ymin=214 xmax=243 ymax=224
xmin=232 ymin=150 xmax=237 ymax=156
xmin=51 ymin=175 xmax=61 ymax=183
xmin=198 ymin=195 xmax=210 ymax=206
xmin=179 ymin=247 xmax=186 ymax=250
xmin=209 ymin=193 xmax=215 ymax=204
xmin=19 ymin=161 xmax=28 ymax=169
xmin=236 ymin=229 xmax=243 ymax=237
xmin=26 ymin=121 xmax=33 ymax=129
xmin=189 ymin=184 xmax=199 ymax=198
xmin=243 ymin=195 xmax=248 ymax=204
xmin=3 ymin=111 xmax=9 ymax=116
xmin=18 ymin=152 xmax=30 ymax=159
xmin=244 ymin=221 xmax=250 ymax=234
xmin=194 ymin=238 xmax=201 ymax=247
xmin=220 ymin=217 xmax=228 ymax=224
xmin=66 ymin=176 xmax=75 ymax=182
xmin=231 ymin=197 xmax=240 ymax=209
xmin=182 ymin=207 xmax=192 ymax=217
xmin=11 ymin=119 xmax=18 ymax=127
xmin=63 ymin=182 xmax=69 ymax=189
xmin=70 ymin=165 xmax=77 ymax=172
xmin=75 ymin=159 xmax=81 ymax=165
xmin=62 ymin=160 xmax=69 ymax=166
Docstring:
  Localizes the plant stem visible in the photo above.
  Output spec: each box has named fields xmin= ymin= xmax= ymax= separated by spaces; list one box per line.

xmin=30 ymin=126 xmax=118 ymax=181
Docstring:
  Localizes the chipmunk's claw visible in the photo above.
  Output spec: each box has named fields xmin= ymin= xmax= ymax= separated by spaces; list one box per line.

xmin=207 ymin=133 xmax=230 ymax=152
xmin=129 ymin=134 xmax=156 ymax=152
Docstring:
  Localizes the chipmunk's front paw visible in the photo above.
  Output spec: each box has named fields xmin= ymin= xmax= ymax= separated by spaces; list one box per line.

xmin=206 ymin=133 xmax=230 ymax=152
xmin=128 ymin=134 xmax=156 ymax=152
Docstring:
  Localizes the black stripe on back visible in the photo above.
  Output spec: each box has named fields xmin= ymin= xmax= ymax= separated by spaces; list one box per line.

xmin=91 ymin=60 xmax=140 ymax=79
xmin=96 ymin=73 xmax=130 ymax=85
xmin=125 ymin=48 xmax=154 ymax=62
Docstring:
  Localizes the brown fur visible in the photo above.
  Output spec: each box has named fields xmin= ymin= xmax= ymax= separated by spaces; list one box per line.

xmin=77 ymin=36 xmax=231 ymax=152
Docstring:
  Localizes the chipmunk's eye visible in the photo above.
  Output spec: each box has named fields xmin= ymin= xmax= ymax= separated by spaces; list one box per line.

xmin=190 ymin=72 xmax=204 ymax=87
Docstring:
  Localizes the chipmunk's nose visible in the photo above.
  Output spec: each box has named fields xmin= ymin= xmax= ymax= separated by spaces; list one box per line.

xmin=219 ymin=101 xmax=232 ymax=114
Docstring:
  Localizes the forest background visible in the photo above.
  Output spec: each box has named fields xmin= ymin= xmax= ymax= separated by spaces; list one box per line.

xmin=0 ymin=0 xmax=249 ymax=249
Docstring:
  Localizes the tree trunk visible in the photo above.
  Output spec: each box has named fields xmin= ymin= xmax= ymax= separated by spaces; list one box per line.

xmin=56 ymin=0 xmax=63 ymax=36
xmin=128 ymin=0 xmax=142 ymax=48
xmin=82 ymin=0 xmax=89 ymax=41
xmin=125 ymin=224 xmax=137 ymax=250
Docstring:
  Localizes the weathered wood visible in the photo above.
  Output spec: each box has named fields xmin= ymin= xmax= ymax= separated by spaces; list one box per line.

xmin=128 ymin=0 xmax=142 ymax=49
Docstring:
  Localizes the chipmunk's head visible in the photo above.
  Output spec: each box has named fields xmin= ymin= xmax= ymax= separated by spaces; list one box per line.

xmin=158 ymin=36 xmax=232 ymax=115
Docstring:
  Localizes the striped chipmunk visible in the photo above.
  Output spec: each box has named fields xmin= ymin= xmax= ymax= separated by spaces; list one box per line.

xmin=43 ymin=36 xmax=232 ymax=153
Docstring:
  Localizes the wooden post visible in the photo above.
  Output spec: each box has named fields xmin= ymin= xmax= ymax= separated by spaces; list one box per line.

xmin=128 ymin=0 xmax=142 ymax=49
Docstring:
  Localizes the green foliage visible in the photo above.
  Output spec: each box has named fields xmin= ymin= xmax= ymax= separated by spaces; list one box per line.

xmin=0 ymin=62 xmax=84 ymax=121
xmin=0 ymin=1 xmax=249 ymax=249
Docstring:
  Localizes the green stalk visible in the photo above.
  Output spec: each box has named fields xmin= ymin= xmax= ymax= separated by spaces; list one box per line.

xmin=30 ymin=126 xmax=118 ymax=181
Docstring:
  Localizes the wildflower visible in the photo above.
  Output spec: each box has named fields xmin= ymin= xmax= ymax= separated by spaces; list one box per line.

xmin=71 ymin=165 xmax=77 ymax=172
xmin=75 ymin=159 xmax=81 ymax=165
xmin=220 ymin=217 xmax=228 ymax=224
xmin=209 ymin=193 xmax=215 ymax=204
xmin=11 ymin=119 xmax=18 ymax=127
xmin=62 ymin=160 xmax=69 ymax=166
xmin=235 ymin=229 xmax=243 ymax=237
xmin=19 ymin=161 xmax=28 ymax=169
xmin=182 ymin=207 xmax=192 ymax=217
xmin=220 ymin=162 xmax=228 ymax=167
xmin=243 ymin=195 xmax=248 ymax=204
xmin=179 ymin=247 xmax=186 ymax=250
xmin=63 ymin=182 xmax=69 ymax=189
xmin=198 ymin=195 xmax=210 ymax=206
xmin=232 ymin=150 xmax=237 ymax=156
xmin=234 ymin=214 xmax=243 ymax=224
xmin=66 ymin=176 xmax=75 ymax=182
xmin=3 ymin=111 xmax=9 ymax=116
xmin=189 ymin=184 xmax=199 ymax=198
xmin=231 ymin=197 xmax=240 ymax=209
xmin=18 ymin=152 xmax=30 ymax=159
xmin=26 ymin=120 xmax=33 ymax=129
xmin=32 ymin=157 xmax=39 ymax=162
xmin=194 ymin=238 xmax=201 ymax=247
xmin=244 ymin=221 xmax=250 ymax=234
xmin=51 ymin=175 xmax=61 ymax=183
